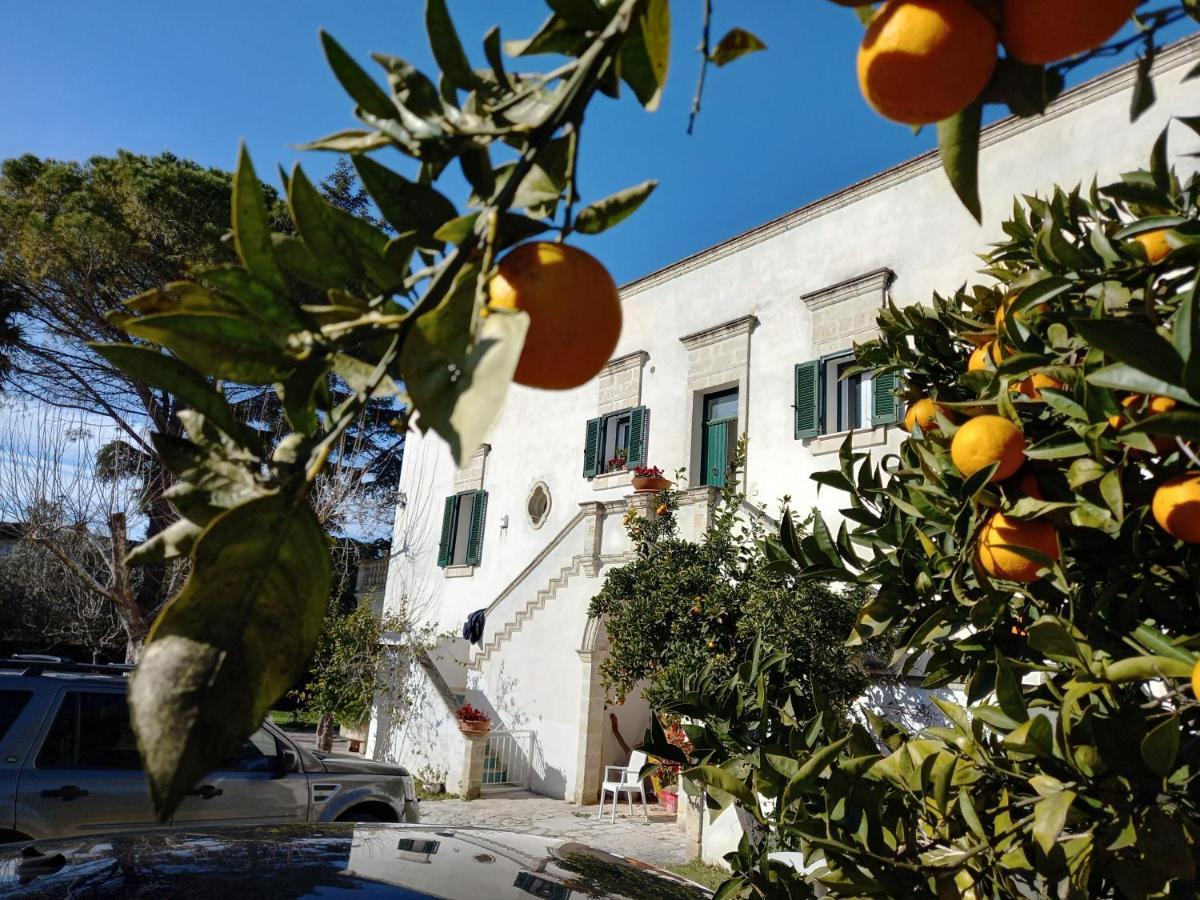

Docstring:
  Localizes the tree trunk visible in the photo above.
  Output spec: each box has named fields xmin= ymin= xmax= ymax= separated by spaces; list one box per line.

xmin=316 ymin=712 xmax=336 ymax=753
xmin=110 ymin=512 xmax=147 ymax=664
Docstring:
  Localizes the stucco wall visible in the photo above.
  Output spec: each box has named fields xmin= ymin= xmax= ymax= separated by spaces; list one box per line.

xmin=377 ymin=39 xmax=1200 ymax=799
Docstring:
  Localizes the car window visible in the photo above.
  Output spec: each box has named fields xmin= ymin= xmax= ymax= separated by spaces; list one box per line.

xmin=0 ymin=690 xmax=31 ymax=742
xmin=218 ymin=728 xmax=279 ymax=773
xmin=37 ymin=692 xmax=141 ymax=770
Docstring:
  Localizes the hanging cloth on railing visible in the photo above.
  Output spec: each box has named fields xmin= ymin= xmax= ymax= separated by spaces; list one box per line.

xmin=462 ymin=609 xmax=486 ymax=646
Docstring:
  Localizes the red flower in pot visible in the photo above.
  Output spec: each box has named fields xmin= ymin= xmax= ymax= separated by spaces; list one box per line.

xmin=631 ymin=465 xmax=671 ymax=493
xmin=455 ymin=703 xmax=491 ymax=734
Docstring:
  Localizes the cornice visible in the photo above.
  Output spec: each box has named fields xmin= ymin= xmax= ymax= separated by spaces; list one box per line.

xmin=802 ymin=268 xmax=895 ymax=311
xmin=679 ymin=314 xmax=759 ymax=350
xmin=619 ymin=33 xmax=1200 ymax=301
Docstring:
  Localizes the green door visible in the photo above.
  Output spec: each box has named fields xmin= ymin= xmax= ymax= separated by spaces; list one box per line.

xmin=701 ymin=389 xmax=738 ymax=488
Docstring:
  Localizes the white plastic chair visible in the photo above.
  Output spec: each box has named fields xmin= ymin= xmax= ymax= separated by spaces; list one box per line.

xmin=597 ymin=750 xmax=649 ymax=822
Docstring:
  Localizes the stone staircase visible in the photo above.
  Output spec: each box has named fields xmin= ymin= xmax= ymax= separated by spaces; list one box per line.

xmin=467 ymin=557 xmax=587 ymax=672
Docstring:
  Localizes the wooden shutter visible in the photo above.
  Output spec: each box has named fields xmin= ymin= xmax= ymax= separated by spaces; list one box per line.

xmin=872 ymin=369 xmax=901 ymax=426
xmin=465 ymin=490 xmax=488 ymax=566
xmin=704 ymin=419 xmax=730 ymax=487
xmin=794 ymin=361 xmax=821 ymax=439
xmin=626 ymin=406 xmax=648 ymax=468
xmin=582 ymin=417 xmax=602 ymax=478
xmin=436 ymin=495 xmax=457 ymax=568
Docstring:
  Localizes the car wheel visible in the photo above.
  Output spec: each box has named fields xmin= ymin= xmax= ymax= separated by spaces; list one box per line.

xmin=338 ymin=811 xmax=382 ymax=822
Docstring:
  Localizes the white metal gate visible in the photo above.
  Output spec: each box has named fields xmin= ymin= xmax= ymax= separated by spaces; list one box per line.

xmin=483 ymin=729 xmax=534 ymax=788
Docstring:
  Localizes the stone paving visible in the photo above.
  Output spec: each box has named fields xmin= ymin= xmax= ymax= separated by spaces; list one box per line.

xmin=417 ymin=790 xmax=694 ymax=866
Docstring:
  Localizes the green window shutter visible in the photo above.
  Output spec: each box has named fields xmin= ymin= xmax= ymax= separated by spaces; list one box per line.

xmin=465 ymin=490 xmax=488 ymax=566
xmin=436 ymin=495 xmax=457 ymax=568
xmin=626 ymin=406 xmax=648 ymax=468
xmin=582 ymin=417 xmax=602 ymax=478
xmin=794 ymin=361 xmax=821 ymax=439
xmin=872 ymin=369 xmax=900 ymax=426
xmin=704 ymin=419 xmax=730 ymax=488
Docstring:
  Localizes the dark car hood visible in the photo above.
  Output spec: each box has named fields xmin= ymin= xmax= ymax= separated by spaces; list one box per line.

xmin=316 ymin=754 xmax=411 ymax=777
xmin=0 ymin=824 xmax=711 ymax=899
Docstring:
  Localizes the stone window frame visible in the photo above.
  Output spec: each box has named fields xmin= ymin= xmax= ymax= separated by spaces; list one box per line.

xmin=445 ymin=443 xmax=490 ymax=577
xmin=801 ymin=269 xmax=896 ymax=455
xmin=592 ymin=351 xmax=649 ymax=491
xmin=680 ymin=315 xmax=758 ymax=483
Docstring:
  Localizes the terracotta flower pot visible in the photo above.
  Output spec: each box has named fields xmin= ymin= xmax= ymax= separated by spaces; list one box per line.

xmin=458 ymin=720 xmax=490 ymax=734
xmin=632 ymin=475 xmax=671 ymax=493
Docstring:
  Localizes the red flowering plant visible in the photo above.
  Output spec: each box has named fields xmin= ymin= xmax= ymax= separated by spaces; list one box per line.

xmin=632 ymin=464 xmax=664 ymax=479
xmin=454 ymin=703 xmax=490 ymax=724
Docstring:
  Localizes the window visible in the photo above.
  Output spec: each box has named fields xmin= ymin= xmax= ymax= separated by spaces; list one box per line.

xmin=437 ymin=490 xmax=489 ymax=569
xmin=514 ymin=872 xmax=570 ymax=899
xmin=0 ymin=690 xmax=31 ymax=742
xmin=794 ymin=353 xmax=898 ymax=439
xmin=218 ymin=728 xmax=280 ymax=772
xmin=700 ymin=389 xmax=738 ymax=488
xmin=582 ymin=406 xmax=648 ymax=478
xmin=38 ymin=692 xmax=141 ymax=770
xmin=526 ymin=483 xmax=551 ymax=529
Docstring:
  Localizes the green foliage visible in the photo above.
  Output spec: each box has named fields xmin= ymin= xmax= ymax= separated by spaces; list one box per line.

xmin=83 ymin=0 xmax=1197 ymax=823
xmin=710 ymin=133 xmax=1200 ymax=898
xmin=294 ymin=601 xmax=410 ymax=729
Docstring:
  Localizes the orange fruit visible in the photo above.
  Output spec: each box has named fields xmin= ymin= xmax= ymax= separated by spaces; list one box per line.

xmin=968 ymin=341 xmax=1003 ymax=372
xmin=857 ymin=0 xmax=998 ymax=126
xmin=1192 ymin=660 xmax=1200 ymax=699
xmin=1109 ymin=394 xmax=1177 ymax=429
xmin=904 ymin=398 xmax=950 ymax=433
xmin=488 ymin=242 xmax=622 ymax=390
xmin=978 ymin=512 xmax=1060 ymax=582
xmin=1002 ymin=0 xmax=1137 ymax=64
xmin=1016 ymin=372 xmax=1064 ymax=401
xmin=1018 ymin=473 xmax=1043 ymax=500
xmin=1135 ymin=229 xmax=1173 ymax=264
xmin=1152 ymin=474 xmax=1200 ymax=543
xmin=995 ymin=294 xmax=1049 ymax=334
xmin=951 ymin=415 xmax=1026 ymax=482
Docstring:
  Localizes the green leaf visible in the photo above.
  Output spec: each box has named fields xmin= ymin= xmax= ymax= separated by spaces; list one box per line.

xmin=426 ymin=0 xmax=482 ymax=91
xmin=122 ymin=313 xmax=293 ymax=385
xmin=1141 ymin=715 xmax=1180 ymax=777
xmin=90 ymin=343 xmax=260 ymax=451
xmin=1072 ymin=318 xmax=1183 ymax=385
xmin=288 ymin=165 xmax=358 ymax=282
xmin=1131 ymin=53 xmax=1156 ymax=122
xmin=618 ymin=0 xmax=670 ymax=111
xmin=320 ymin=31 xmax=398 ymax=120
xmin=353 ymin=156 xmax=458 ymax=250
xmin=938 ymin=102 xmax=983 ymax=223
xmin=296 ymin=129 xmax=393 ymax=154
xmin=574 ymin=180 xmax=658 ymax=234
xmin=710 ymin=28 xmax=766 ymax=67
xmin=1033 ymin=789 xmax=1076 ymax=854
xmin=1127 ymin=411 xmax=1200 ymax=441
xmin=781 ymin=737 xmax=850 ymax=809
xmin=199 ymin=266 xmax=304 ymax=332
xmin=1027 ymin=617 xmax=1083 ymax=665
xmin=684 ymin=764 xmax=757 ymax=810
xmin=400 ymin=266 xmax=529 ymax=466
xmin=1088 ymin=364 xmax=1195 ymax=405
xmin=129 ymin=494 xmax=330 ymax=819
xmin=232 ymin=146 xmax=286 ymax=294
xmin=994 ymin=653 xmax=1028 ymax=723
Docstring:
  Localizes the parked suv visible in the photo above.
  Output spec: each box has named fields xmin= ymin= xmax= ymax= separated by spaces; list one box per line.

xmin=0 ymin=659 xmax=419 ymax=841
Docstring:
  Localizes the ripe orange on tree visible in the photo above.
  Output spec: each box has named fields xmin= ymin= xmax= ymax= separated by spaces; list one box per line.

xmin=1192 ymin=659 xmax=1200 ymax=699
xmin=857 ymin=0 xmax=998 ymax=126
xmin=977 ymin=511 xmax=1060 ymax=582
xmin=904 ymin=397 xmax=951 ymax=433
xmin=951 ymin=414 xmax=1026 ymax=482
xmin=1016 ymin=372 xmax=1064 ymax=401
xmin=1134 ymin=229 xmax=1173 ymax=264
xmin=968 ymin=340 xmax=1004 ymax=372
xmin=488 ymin=242 xmax=622 ymax=390
xmin=1002 ymin=0 xmax=1137 ymax=65
xmin=1152 ymin=474 xmax=1200 ymax=544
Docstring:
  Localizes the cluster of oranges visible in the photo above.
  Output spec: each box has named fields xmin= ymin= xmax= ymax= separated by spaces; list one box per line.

xmin=903 ymin=252 xmax=1200 ymax=583
xmin=857 ymin=0 xmax=1139 ymax=125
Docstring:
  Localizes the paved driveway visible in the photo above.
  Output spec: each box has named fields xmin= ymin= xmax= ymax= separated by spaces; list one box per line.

xmin=417 ymin=790 xmax=693 ymax=866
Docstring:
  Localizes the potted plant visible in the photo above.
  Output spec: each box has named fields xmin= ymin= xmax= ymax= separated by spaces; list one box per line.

xmin=655 ymin=762 xmax=680 ymax=814
xmin=605 ymin=448 xmax=628 ymax=473
xmin=631 ymin=464 xmax=670 ymax=493
xmin=455 ymin=703 xmax=491 ymax=734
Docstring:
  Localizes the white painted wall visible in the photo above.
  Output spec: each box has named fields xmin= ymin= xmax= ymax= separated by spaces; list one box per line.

xmin=376 ymin=39 xmax=1200 ymax=801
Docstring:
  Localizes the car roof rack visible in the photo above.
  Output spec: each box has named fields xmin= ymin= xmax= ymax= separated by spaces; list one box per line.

xmin=0 ymin=658 xmax=135 ymax=678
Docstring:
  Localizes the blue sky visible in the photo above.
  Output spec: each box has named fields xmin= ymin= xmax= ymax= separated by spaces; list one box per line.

xmin=1 ymin=2 xmax=1193 ymax=285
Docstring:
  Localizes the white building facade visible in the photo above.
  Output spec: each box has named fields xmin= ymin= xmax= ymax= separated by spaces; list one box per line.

xmin=368 ymin=38 xmax=1200 ymax=814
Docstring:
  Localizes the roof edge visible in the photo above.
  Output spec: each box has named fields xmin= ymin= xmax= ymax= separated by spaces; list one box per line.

xmin=619 ymin=31 xmax=1200 ymax=300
